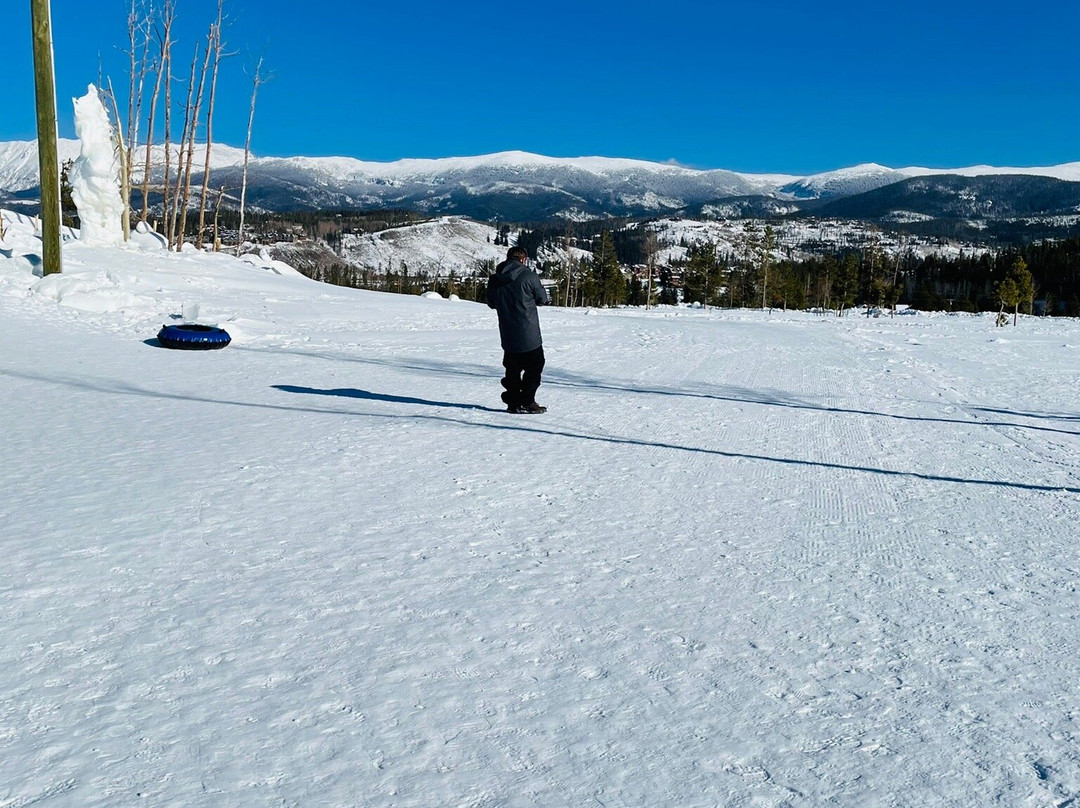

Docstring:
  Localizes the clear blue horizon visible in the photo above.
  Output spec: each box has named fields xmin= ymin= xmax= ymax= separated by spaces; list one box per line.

xmin=5 ymin=0 xmax=1078 ymax=176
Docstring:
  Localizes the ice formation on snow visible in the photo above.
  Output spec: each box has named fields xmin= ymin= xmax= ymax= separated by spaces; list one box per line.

xmin=69 ymin=85 xmax=124 ymax=247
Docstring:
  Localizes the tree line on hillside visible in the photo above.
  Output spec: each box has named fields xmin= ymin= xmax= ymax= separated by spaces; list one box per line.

xmin=515 ymin=224 xmax=1080 ymax=318
xmin=284 ymin=255 xmax=493 ymax=304
xmin=164 ymin=201 xmax=1077 ymax=318
xmin=281 ymin=218 xmax=1076 ymax=320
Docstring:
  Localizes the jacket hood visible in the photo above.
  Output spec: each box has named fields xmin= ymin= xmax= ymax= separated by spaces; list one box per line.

xmin=489 ymin=259 xmax=527 ymax=290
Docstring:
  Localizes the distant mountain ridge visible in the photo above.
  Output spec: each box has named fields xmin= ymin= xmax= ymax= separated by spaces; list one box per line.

xmin=2 ymin=138 xmax=1079 ymax=228
xmin=814 ymin=174 xmax=1080 ymax=221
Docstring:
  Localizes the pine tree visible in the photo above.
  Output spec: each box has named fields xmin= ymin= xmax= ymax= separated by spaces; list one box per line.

xmin=760 ymin=225 xmax=776 ymax=309
xmin=590 ymin=230 xmax=625 ymax=306
xmin=861 ymin=242 xmax=887 ymax=312
xmin=775 ymin=263 xmax=806 ymax=311
xmin=833 ymin=253 xmax=858 ymax=317
xmin=1007 ymin=256 xmax=1034 ymax=325
xmin=740 ymin=221 xmax=761 ymax=307
xmin=549 ymin=258 xmax=573 ymax=307
xmin=995 ymin=276 xmax=1018 ymax=326
xmin=684 ymin=241 xmax=719 ymax=307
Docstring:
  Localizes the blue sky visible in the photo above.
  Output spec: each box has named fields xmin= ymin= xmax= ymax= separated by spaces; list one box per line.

xmin=5 ymin=0 xmax=1079 ymax=174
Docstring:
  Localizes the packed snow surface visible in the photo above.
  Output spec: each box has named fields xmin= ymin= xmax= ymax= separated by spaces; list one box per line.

xmin=2 ymin=209 xmax=1080 ymax=807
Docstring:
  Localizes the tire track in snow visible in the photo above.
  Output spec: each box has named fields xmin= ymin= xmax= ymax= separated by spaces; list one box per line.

xmin=841 ymin=322 xmax=1080 ymax=490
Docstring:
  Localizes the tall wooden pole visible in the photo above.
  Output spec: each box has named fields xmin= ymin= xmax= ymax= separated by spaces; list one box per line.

xmin=31 ymin=0 xmax=63 ymax=274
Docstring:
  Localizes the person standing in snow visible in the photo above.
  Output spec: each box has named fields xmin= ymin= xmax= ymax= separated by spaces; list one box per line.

xmin=486 ymin=246 xmax=551 ymax=413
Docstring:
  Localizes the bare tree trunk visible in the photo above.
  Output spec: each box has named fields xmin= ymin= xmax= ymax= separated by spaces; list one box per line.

xmin=125 ymin=1 xmax=143 ymax=166
xmin=105 ymin=78 xmax=131 ymax=242
xmin=122 ymin=2 xmax=137 ymax=239
xmin=123 ymin=0 xmax=151 ymax=239
xmin=139 ymin=57 xmax=163 ymax=222
xmin=561 ymin=233 xmax=572 ymax=307
xmin=890 ymin=237 xmax=904 ymax=315
xmin=170 ymin=40 xmax=201 ymax=250
xmin=140 ymin=1 xmax=174 ymax=224
xmin=236 ymin=56 xmax=265 ymax=256
xmin=197 ymin=0 xmax=227 ymax=250
xmin=644 ymin=231 xmax=658 ymax=310
xmin=169 ymin=43 xmax=195 ymax=248
xmin=213 ymin=184 xmax=225 ymax=250
xmin=161 ymin=1 xmax=175 ymax=245
xmin=177 ymin=35 xmax=213 ymax=252
xmin=645 ymin=256 xmax=653 ymax=309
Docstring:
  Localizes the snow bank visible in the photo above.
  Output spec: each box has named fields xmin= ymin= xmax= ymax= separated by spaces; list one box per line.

xmin=0 ymin=207 xmax=306 ymax=335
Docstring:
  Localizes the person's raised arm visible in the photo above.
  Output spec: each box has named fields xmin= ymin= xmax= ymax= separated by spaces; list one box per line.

xmin=532 ymin=272 xmax=551 ymax=306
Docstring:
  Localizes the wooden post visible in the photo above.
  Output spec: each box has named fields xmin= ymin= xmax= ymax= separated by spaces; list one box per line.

xmin=31 ymin=0 xmax=63 ymax=274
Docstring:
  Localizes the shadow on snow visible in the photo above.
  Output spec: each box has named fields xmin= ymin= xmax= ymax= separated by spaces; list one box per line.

xmin=272 ymin=384 xmax=501 ymax=412
xmin=5 ymin=366 xmax=1079 ymax=496
xmin=240 ymin=345 xmax=1080 ymax=437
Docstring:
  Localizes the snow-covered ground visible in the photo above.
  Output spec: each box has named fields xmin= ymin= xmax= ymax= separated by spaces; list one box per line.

xmin=3 ymin=208 xmax=1080 ymax=807
xmin=341 ymin=217 xmax=505 ymax=277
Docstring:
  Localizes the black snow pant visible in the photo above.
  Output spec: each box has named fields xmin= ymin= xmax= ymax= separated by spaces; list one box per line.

xmin=500 ymin=346 xmax=545 ymax=409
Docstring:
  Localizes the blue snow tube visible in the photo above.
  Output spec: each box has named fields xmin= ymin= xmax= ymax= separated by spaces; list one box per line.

xmin=157 ymin=323 xmax=232 ymax=350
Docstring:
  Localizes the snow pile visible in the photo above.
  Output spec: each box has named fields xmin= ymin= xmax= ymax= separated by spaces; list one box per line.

xmin=0 ymin=208 xmax=309 ymax=338
xmin=69 ymin=85 xmax=125 ymax=247
xmin=240 ymin=246 xmax=307 ymax=277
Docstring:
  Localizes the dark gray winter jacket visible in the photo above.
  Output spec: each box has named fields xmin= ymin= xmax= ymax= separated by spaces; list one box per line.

xmin=486 ymin=259 xmax=551 ymax=353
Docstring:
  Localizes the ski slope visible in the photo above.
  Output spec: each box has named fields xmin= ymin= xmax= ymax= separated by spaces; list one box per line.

xmin=3 ymin=210 xmax=1080 ymax=807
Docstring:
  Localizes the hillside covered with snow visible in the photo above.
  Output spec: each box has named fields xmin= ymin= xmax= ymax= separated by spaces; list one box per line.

xmin=325 ymin=214 xmax=989 ymax=278
xmin=340 ymin=217 xmax=505 ymax=277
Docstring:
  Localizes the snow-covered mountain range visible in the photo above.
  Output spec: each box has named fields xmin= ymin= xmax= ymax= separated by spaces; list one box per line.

xmin=3 ymin=138 xmax=1080 ymax=223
